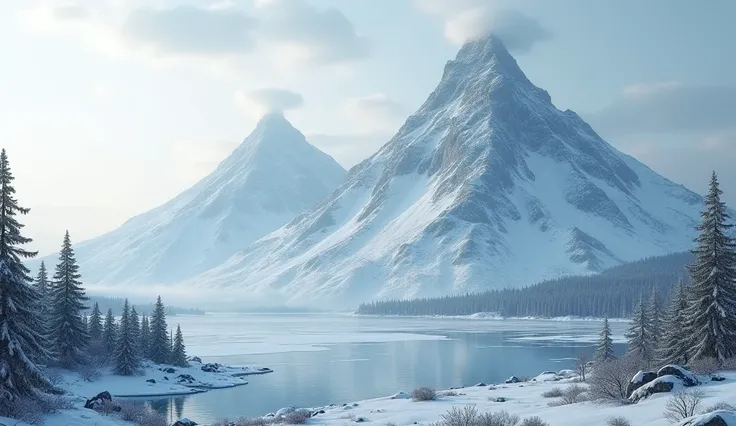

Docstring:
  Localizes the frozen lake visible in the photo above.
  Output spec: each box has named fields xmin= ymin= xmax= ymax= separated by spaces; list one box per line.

xmin=145 ymin=313 xmax=627 ymax=423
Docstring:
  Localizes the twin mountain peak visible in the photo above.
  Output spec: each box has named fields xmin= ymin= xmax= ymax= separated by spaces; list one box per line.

xmin=34 ymin=35 xmax=703 ymax=308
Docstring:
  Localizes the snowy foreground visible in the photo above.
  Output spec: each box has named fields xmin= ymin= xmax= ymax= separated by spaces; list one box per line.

xmin=1 ymin=358 xmax=272 ymax=426
xmin=266 ymin=371 xmax=736 ymax=426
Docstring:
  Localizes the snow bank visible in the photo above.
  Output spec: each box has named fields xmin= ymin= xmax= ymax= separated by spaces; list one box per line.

xmin=678 ymin=410 xmax=736 ymax=426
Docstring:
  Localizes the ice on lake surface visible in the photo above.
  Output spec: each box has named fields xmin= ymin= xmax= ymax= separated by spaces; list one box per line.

xmin=148 ymin=313 xmax=627 ymax=423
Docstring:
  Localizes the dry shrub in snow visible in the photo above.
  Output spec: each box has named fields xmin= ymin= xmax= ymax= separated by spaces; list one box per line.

xmin=0 ymin=393 xmax=76 ymax=425
xmin=227 ymin=418 xmax=271 ymax=426
xmin=441 ymin=390 xmax=460 ymax=397
xmin=548 ymin=384 xmax=587 ymax=406
xmin=520 ymin=417 xmax=549 ymax=426
xmin=589 ymin=357 xmax=640 ymax=403
xmin=541 ymin=387 xmax=563 ymax=398
xmin=606 ymin=416 xmax=631 ymax=426
xmin=283 ymin=409 xmax=312 ymax=424
xmin=94 ymin=400 xmax=167 ymax=426
xmin=688 ymin=357 xmax=721 ymax=375
xmin=476 ymin=410 xmax=520 ymax=426
xmin=433 ymin=406 xmax=521 ymax=426
xmin=663 ymin=389 xmax=705 ymax=422
xmin=701 ymin=401 xmax=736 ymax=413
xmin=411 ymin=387 xmax=437 ymax=401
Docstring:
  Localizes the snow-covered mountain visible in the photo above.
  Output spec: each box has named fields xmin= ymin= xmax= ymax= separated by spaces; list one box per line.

xmin=34 ymin=113 xmax=345 ymax=286
xmin=189 ymin=35 xmax=704 ymax=307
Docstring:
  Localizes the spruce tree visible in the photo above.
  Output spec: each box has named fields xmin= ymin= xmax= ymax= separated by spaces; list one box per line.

xmin=658 ymin=279 xmax=690 ymax=365
xmin=170 ymin=325 xmax=188 ymax=367
xmin=625 ymin=294 xmax=654 ymax=364
xmin=649 ymin=287 xmax=663 ymax=348
xmin=103 ymin=308 xmax=117 ymax=359
xmin=130 ymin=306 xmax=140 ymax=357
xmin=114 ymin=300 xmax=140 ymax=375
xmin=149 ymin=296 xmax=170 ymax=364
xmin=49 ymin=231 xmax=89 ymax=367
xmin=34 ymin=262 xmax=52 ymax=334
xmin=88 ymin=302 xmax=103 ymax=342
xmin=683 ymin=172 xmax=736 ymax=362
xmin=0 ymin=149 xmax=56 ymax=400
xmin=595 ymin=316 xmax=616 ymax=362
xmin=140 ymin=315 xmax=150 ymax=361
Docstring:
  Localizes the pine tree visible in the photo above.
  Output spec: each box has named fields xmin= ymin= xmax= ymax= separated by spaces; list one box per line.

xmin=103 ymin=308 xmax=117 ymax=359
xmin=595 ymin=316 xmax=616 ymax=362
xmin=149 ymin=296 xmax=170 ymax=364
xmin=88 ymin=302 xmax=103 ymax=342
xmin=130 ymin=306 xmax=140 ymax=358
xmin=683 ymin=172 xmax=736 ymax=362
xmin=170 ymin=325 xmax=188 ymax=367
xmin=49 ymin=231 xmax=89 ymax=367
xmin=140 ymin=315 xmax=150 ymax=360
xmin=625 ymin=294 xmax=654 ymax=363
xmin=114 ymin=300 xmax=140 ymax=376
xmin=649 ymin=287 xmax=663 ymax=348
xmin=658 ymin=279 xmax=690 ymax=365
xmin=34 ymin=262 xmax=52 ymax=335
xmin=0 ymin=149 xmax=56 ymax=400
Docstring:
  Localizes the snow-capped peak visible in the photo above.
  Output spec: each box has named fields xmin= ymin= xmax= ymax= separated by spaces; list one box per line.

xmin=187 ymin=34 xmax=704 ymax=308
xmin=30 ymin=114 xmax=346 ymax=287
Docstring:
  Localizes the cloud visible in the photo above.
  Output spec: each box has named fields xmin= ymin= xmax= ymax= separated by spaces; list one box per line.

xmin=342 ymin=94 xmax=407 ymax=134
xmin=256 ymin=0 xmax=369 ymax=65
xmin=120 ymin=6 xmax=257 ymax=56
xmin=414 ymin=0 xmax=550 ymax=51
xmin=588 ymin=82 xmax=736 ymax=137
xmin=235 ymin=88 xmax=304 ymax=117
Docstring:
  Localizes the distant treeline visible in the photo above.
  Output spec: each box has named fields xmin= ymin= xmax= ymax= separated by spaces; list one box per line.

xmin=85 ymin=295 xmax=205 ymax=317
xmin=356 ymin=252 xmax=693 ymax=318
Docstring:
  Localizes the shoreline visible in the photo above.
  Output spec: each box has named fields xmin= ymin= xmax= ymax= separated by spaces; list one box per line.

xmin=351 ymin=312 xmax=631 ymax=322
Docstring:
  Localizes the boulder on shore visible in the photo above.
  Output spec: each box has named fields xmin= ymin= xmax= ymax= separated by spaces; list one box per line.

xmin=677 ymin=410 xmax=736 ymax=426
xmin=626 ymin=371 xmax=658 ymax=397
xmin=84 ymin=391 xmax=113 ymax=410
xmin=658 ymin=365 xmax=699 ymax=387
xmin=172 ymin=419 xmax=198 ymax=426
xmin=505 ymin=376 xmax=520 ymax=384
xmin=629 ymin=375 xmax=683 ymax=403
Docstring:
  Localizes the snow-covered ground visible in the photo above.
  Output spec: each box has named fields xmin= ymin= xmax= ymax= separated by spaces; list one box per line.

xmin=59 ymin=358 xmax=272 ymax=398
xmin=281 ymin=371 xmax=736 ymax=426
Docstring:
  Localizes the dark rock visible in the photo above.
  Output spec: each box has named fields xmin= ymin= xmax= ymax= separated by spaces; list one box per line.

xmin=493 ymin=397 xmax=507 ymax=402
xmin=172 ymin=419 xmax=198 ymax=426
xmin=626 ymin=371 xmax=657 ymax=397
xmin=164 ymin=376 xmax=169 ymax=380
xmin=629 ymin=375 xmax=679 ymax=403
xmin=678 ymin=412 xmax=733 ymax=426
xmin=84 ymin=391 xmax=113 ymax=410
xmin=712 ymin=375 xmax=726 ymax=382
xmin=504 ymin=376 xmax=520 ymax=384
xmin=146 ymin=379 xmax=156 ymax=384
xmin=189 ymin=356 xmax=202 ymax=363
xmin=341 ymin=403 xmax=347 ymax=407
xmin=355 ymin=418 xmax=366 ymax=423
xmin=658 ymin=365 xmax=699 ymax=387
xmin=160 ymin=367 xmax=177 ymax=374
xmin=201 ymin=363 xmax=222 ymax=373
xmin=352 ymin=403 xmax=359 ymax=407
xmin=476 ymin=383 xmax=487 ymax=387
xmin=177 ymin=374 xmax=196 ymax=384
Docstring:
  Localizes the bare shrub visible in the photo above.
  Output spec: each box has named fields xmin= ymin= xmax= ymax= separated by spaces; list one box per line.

xmin=0 ymin=392 xmax=78 ymax=425
xmin=436 ymin=405 xmax=480 ymax=426
xmin=520 ymin=417 xmax=549 ymax=426
xmin=663 ymin=389 xmax=706 ymax=422
xmin=688 ymin=357 xmax=721 ymax=375
xmin=411 ymin=387 xmax=437 ymax=401
xmin=589 ymin=356 xmax=640 ymax=403
xmin=340 ymin=414 xmax=357 ymax=421
xmin=79 ymin=364 xmax=103 ymax=382
xmin=548 ymin=384 xmax=586 ymax=406
xmin=541 ymin=387 xmax=563 ymax=398
xmin=606 ymin=417 xmax=631 ymax=426
xmin=227 ymin=418 xmax=271 ymax=426
xmin=283 ymin=409 xmax=312 ymax=425
xmin=441 ymin=390 xmax=460 ymax=397
xmin=476 ymin=410 xmax=520 ymax=426
xmin=36 ymin=394 xmax=75 ymax=412
xmin=576 ymin=353 xmax=589 ymax=382
xmin=701 ymin=401 xmax=736 ymax=414
xmin=95 ymin=400 xmax=167 ymax=426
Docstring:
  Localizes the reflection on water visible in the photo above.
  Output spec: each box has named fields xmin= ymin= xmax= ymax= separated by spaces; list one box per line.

xmin=139 ymin=316 xmax=627 ymax=424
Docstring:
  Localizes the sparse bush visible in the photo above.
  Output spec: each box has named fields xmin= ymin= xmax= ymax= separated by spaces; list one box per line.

xmin=435 ymin=405 xmax=480 ymax=426
xmin=79 ymin=364 xmax=103 ymax=382
xmin=589 ymin=356 xmax=640 ymax=403
xmin=230 ymin=418 xmax=271 ymax=426
xmin=688 ymin=357 xmax=721 ymax=375
xmin=441 ymin=390 xmax=460 ymax=397
xmin=520 ymin=417 xmax=548 ymax=426
xmin=541 ymin=387 xmax=563 ymax=398
xmin=411 ymin=387 xmax=437 ymax=401
xmin=476 ymin=410 xmax=519 ymax=426
xmin=606 ymin=416 xmax=631 ymax=426
xmin=701 ymin=401 xmax=736 ymax=414
xmin=283 ymin=409 xmax=312 ymax=424
xmin=576 ymin=353 xmax=589 ymax=382
xmin=663 ymin=389 xmax=705 ymax=422
xmin=96 ymin=400 xmax=168 ymax=426
xmin=548 ymin=384 xmax=587 ymax=406
xmin=0 ymin=393 xmax=77 ymax=425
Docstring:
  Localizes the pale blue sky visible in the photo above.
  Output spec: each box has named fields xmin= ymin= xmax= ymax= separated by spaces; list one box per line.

xmin=1 ymin=0 xmax=734 ymax=254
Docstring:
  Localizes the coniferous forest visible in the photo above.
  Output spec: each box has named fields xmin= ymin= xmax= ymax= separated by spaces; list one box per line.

xmin=0 ymin=149 xmax=190 ymax=414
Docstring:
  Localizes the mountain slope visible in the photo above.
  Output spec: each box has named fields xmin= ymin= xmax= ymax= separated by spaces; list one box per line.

xmin=195 ymin=35 xmax=703 ymax=307
xmin=35 ymin=113 xmax=345 ymax=286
